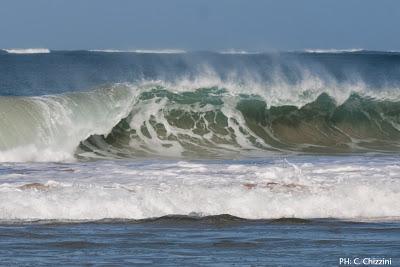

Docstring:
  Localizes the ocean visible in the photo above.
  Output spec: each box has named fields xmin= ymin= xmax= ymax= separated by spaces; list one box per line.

xmin=0 ymin=49 xmax=399 ymax=266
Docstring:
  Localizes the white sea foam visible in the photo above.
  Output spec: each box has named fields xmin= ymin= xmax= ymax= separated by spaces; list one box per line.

xmin=0 ymin=146 xmax=74 ymax=163
xmin=4 ymin=48 xmax=50 ymax=54
xmin=0 ymin=156 xmax=399 ymax=221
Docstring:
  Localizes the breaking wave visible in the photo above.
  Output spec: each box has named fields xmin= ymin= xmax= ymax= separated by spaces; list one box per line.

xmin=89 ymin=49 xmax=186 ymax=54
xmin=303 ymin=48 xmax=365 ymax=53
xmin=2 ymin=48 xmax=50 ymax=54
xmin=1 ymin=78 xmax=400 ymax=162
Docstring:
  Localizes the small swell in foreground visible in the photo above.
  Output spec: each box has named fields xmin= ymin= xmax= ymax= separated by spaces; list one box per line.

xmin=0 ymin=214 xmax=313 ymax=225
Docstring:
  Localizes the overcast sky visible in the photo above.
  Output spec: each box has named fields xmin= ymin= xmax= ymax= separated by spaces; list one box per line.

xmin=1 ymin=0 xmax=399 ymax=51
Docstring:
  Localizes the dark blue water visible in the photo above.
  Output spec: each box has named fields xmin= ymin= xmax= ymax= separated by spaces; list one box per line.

xmin=1 ymin=218 xmax=399 ymax=266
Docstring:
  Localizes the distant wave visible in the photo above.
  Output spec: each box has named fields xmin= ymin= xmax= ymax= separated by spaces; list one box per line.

xmin=303 ymin=48 xmax=364 ymax=53
xmin=3 ymin=48 xmax=50 ymax=54
xmin=3 ymin=48 xmax=400 ymax=55
xmin=89 ymin=49 xmax=186 ymax=54
xmin=219 ymin=49 xmax=257 ymax=54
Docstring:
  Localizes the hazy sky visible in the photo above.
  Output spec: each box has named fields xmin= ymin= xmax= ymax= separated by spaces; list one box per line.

xmin=1 ymin=0 xmax=399 ymax=51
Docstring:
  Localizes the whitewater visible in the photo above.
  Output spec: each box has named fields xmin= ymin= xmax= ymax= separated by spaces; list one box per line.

xmin=1 ymin=50 xmax=400 ymax=222
xmin=1 ymin=156 xmax=399 ymax=221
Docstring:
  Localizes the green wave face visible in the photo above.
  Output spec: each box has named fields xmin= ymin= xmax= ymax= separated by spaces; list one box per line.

xmin=78 ymin=86 xmax=400 ymax=159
